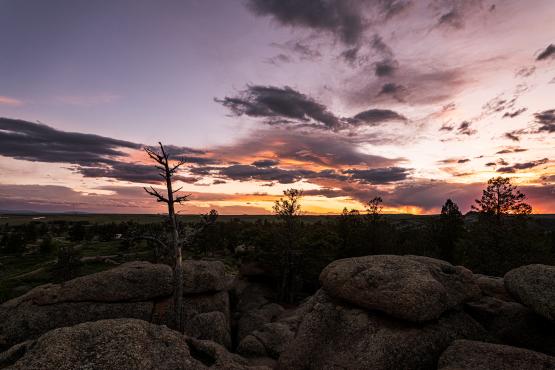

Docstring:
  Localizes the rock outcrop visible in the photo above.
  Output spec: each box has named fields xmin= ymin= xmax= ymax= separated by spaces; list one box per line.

xmin=465 ymin=296 xmax=555 ymax=355
xmin=0 ymin=319 xmax=267 ymax=370
xmin=504 ymin=264 xmax=555 ymax=321
xmin=438 ymin=340 xmax=555 ymax=370
xmin=319 ymin=255 xmax=480 ymax=322
xmin=278 ymin=289 xmax=487 ymax=370
xmin=0 ymin=260 xmax=231 ymax=351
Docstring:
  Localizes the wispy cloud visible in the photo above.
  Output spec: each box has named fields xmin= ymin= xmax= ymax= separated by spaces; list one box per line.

xmin=0 ymin=96 xmax=23 ymax=106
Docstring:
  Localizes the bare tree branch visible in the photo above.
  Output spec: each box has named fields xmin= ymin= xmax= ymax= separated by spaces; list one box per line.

xmin=143 ymin=186 xmax=169 ymax=203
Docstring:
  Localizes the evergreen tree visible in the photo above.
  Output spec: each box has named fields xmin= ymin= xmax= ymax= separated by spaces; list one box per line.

xmin=437 ymin=199 xmax=464 ymax=262
xmin=472 ymin=177 xmax=532 ymax=218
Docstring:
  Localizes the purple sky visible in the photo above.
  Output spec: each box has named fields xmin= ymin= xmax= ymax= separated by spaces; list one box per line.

xmin=0 ymin=0 xmax=554 ymax=214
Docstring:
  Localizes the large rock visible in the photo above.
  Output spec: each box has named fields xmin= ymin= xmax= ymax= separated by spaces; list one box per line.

xmin=232 ymin=280 xmax=285 ymax=344
xmin=0 ymin=319 xmax=268 ymax=370
xmin=474 ymin=274 xmax=512 ymax=301
xmin=504 ymin=264 xmax=555 ymax=321
xmin=438 ymin=340 xmax=555 ymax=370
xmin=465 ymin=296 xmax=555 ymax=355
xmin=2 ymin=261 xmax=172 ymax=308
xmin=320 ymin=255 xmax=480 ymax=322
xmin=0 ymin=300 xmax=152 ymax=351
xmin=237 ymin=322 xmax=294 ymax=359
xmin=183 ymin=260 xmax=228 ymax=294
xmin=152 ymin=290 xmax=231 ymax=347
xmin=0 ymin=260 xmax=231 ymax=351
xmin=278 ymin=289 xmax=487 ymax=370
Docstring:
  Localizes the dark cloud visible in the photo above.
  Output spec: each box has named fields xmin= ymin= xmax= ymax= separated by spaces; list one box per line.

xmin=0 ymin=117 xmax=139 ymax=166
xmin=534 ymin=109 xmax=555 ymax=133
xmin=348 ymin=109 xmax=406 ymax=125
xmin=76 ymin=162 xmax=199 ymax=184
xmin=485 ymin=162 xmax=496 ymax=167
xmin=245 ymin=0 xmax=368 ymax=44
xmin=340 ymin=46 xmax=363 ymax=65
xmin=219 ymin=164 xmax=312 ymax=184
xmin=457 ymin=121 xmax=476 ymax=135
xmin=216 ymin=85 xmax=342 ymax=129
xmin=212 ymin=179 xmax=227 ymax=185
xmin=437 ymin=10 xmax=463 ymax=29
xmin=374 ymin=59 xmax=398 ymax=76
xmin=504 ymin=131 xmax=521 ymax=142
xmin=378 ymin=82 xmax=407 ymax=101
xmin=434 ymin=0 xmax=491 ymax=30
xmin=252 ymin=159 xmax=280 ymax=167
xmin=343 ymin=166 xmax=411 ymax=184
xmin=497 ymin=158 xmax=549 ymax=173
xmin=502 ymin=108 xmax=527 ymax=119
xmin=246 ymin=0 xmax=410 ymax=45
xmin=0 ymin=117 xmax=206 ymax=184
xmin=217 ymin=85 xmax=406 ymax=130
xmin=439 ymin=123 xmax=454 ymax=131
xmin=536 ymin=44 xmax=555 ymax=61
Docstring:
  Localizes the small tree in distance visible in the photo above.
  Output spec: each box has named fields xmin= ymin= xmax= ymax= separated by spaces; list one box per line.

xmin=143 ymin=142 xmax=189 ymax=332
xmin=472 ymin=177 xmax=532 ymax=219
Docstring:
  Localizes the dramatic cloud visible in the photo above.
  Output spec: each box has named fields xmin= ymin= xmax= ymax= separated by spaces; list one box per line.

xmin=219 ymin=164 xmax=314 ymax=184
xmin=0 ymin=117 xmax=140 ymax=165
xmin=245 ymin=0 xmax=407 ymax=45
xmin=211 ymin=128 xmax=402 ymax=169
xmin=216 ymin=85 xmax=342 ymax=129
xmin=0 ymin=118 xmax=206 ymax=184
xmin=76 ymin=162 xmax=199 ymax=184
xmin=343 ymin=166 xmax=411 ymax=184
xmin=536 ymin=44 xmax=555 ymax=61
xmin=497 ymin=158 xmax=549 ymax=173
xmin=217 ymin=85 xmax=406 ymax=130
xmin=534 ymin=109 xmax=555 ymax=133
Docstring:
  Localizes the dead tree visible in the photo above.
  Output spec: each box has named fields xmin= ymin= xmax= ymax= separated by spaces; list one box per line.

xmin=143 ymin=142 xmax=189 ymax=332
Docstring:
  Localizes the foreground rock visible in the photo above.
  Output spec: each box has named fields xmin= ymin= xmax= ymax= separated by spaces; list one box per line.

xmin=183 ymin=260 xmax=229 ymax=293
xmin=465 ymin=296 xmax=555 ymax=355
xmin=232 ymin=280 xmax=284 ymax=345
xmin=320 ymin=255 xmax=480 ymax=322
xmin=278 ymin=289 xmax=486 ymax=370
xmin=504 ymin=264 xmax=555 ymax=321
xmin=0 ymin=319 xmax=267 ymax=370
xmin=0 ymin=261 xmax=231 ymax=351
xmin=438 ymin=340 xmax=555 ymax=370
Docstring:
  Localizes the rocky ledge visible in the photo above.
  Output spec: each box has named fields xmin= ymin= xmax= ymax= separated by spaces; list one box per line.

xmin=1 ymin=255 xmax=554 ymax=369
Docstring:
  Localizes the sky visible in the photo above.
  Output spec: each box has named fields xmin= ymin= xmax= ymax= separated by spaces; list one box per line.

xmin=0 ymin=0 xmax=554 ymax=214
